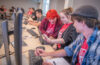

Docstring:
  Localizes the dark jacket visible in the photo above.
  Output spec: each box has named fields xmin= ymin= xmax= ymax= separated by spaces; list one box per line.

xmin=60 ymin=24 xmax=79 ymax=63
xmin=60 ymin=24 xmax=79 ymax=48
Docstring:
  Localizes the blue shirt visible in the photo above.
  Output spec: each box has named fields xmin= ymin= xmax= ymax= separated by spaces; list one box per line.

xmin=64 ymin=28 xmax=100 ymax=65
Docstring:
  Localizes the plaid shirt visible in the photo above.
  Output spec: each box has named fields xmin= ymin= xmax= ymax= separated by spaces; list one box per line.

xmin=64 ymin=28 xmax=100 ymax=65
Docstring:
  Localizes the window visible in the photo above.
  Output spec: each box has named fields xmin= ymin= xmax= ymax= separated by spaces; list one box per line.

xmin=43 ymin=0 xmax=50 ymax=16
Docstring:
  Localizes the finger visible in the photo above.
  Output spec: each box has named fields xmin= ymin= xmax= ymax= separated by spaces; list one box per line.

xmin=34 ymin=50 xmax=39 ymax=56
xmin=36 ymin=49 xmax=44 ymax=55
xmin=43 ymin=34 xmax=48 ymax=38
xmin=42 ymin=61 xmax=53 ymax=65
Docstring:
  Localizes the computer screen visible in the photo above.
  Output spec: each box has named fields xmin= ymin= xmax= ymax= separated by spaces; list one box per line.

xmin=14 ymin=13 xmax=23 ymax=65
xmin=1 ymin=20 xmax=11 ymax=65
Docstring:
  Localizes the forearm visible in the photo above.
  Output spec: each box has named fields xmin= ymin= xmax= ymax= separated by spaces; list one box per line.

xmin=31 ymin=22 xmax=40 ymax=26
xmin=46 ymin=49 xmax=67 ymax=57
xmin=50 ymin=38 xmax=65 ymax=44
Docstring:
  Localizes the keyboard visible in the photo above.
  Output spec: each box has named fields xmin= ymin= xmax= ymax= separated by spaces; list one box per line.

xmin=27 ymin=29 xmax=39 ymax=38
xmin=29 ymin=50 xmax=43 ymax=65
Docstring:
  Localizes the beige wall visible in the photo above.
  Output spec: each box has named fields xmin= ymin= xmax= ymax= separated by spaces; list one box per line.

xmin=0 ymin=0 xmax=39 ymax=12
xmin=73 ymin=0 xmax=100 ymax=20
xmin=49 ymin=0 xmax=65 ymax=13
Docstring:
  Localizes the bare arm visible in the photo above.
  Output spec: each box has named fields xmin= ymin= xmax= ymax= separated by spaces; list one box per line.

xmin=46 ymin=49 xmax=67 ymax=57
xmin=35 ymin=49 xmax=67 ymax=57
xmin=42 ymin=62 xmax=53 ymax=65
xmin=31 ymin=22 xmax=41 ymax=26
xmin=28 ymin=20 xmax=41 ymax=26
xmin=50 ymin=38 xmax=65 ymax=44
xmin=43 ymin=34 xmax=65 ymax=44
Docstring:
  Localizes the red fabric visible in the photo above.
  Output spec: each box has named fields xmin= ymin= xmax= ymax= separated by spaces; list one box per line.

xmin=27 ymin=11 xmax=32 ymax=15
xmin=58 ymin=23 xmax=72 ymax=38
xmin=46 ymin=23 xmax=55 ymax=34
xmin=46 ymin=9 xmax=59 ymax=19
xmin=4 ymin=8 xmax=7 ymax=12
xmin=76 ymin=39 xmax=88 ymax=65
xmin=57 ymin=23 xmax=72 ymax=49
xmin=39 ymin=18 xmax=62 ymax=38
xmin=58 ymin=44 xmax=61 ymax=49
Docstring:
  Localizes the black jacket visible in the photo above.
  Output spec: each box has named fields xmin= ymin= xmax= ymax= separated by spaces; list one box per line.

xmin=58 ymin=24 xmax=79 ymax=49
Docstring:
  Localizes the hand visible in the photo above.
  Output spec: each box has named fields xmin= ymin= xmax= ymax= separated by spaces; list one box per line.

xmin=42 ymin=34 xmax=51 ymax=43
xmin=34 ymin=49 xmax=48 ymax=57
xmin=49 ymin=36 xmax=54 ymax=39
xmin=42 ymin=62 xmax=53 ymax=65
xmin=28 ymin=21 xmax=33 ymax=25
xmin=34 ymin=20 xmax=38 ymax=23
xmin=52 ymin=44 xmax=57 ymax=50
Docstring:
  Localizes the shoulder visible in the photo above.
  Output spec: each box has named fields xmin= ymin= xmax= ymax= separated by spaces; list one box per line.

xmin=42 ymin=16 xmax=45 ymax=19
xmin=91 ymin=31 xmax=100 ymax=54
xmin=96 ymin=31 xmax=100 ymax=41
xmin=68 ymin=24 xmax=75 ymax=30
xmin=97 ymin=31 xmax=100 ymax=36
xmin=76 ymin=34 xmax=84 ymax=41
xmin=96 ymin=30 xmax=100 ymax=46
xmin=42 ymin=18 xmax=49 ymax=22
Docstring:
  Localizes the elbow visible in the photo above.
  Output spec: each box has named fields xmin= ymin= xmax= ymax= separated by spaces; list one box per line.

xmin=64 ymin=47 xmax=73 ymax=57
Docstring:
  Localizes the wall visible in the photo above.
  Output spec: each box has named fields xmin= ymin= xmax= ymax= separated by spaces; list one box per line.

xmin=0 ymin=0 xmax=39 ymax=12
xmin=73 ymin=0 xmax=100 ymax=20
xmin=49 ymin=0 xmax=65 ymax=13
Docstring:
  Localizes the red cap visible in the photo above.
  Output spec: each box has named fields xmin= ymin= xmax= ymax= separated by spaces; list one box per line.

xmin=46 ymin=9 xmax=59 ymax=19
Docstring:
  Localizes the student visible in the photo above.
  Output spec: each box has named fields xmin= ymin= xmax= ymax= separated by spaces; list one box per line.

xmin=28 ymin=8 xmax=37 ymax=20
xmin=36 ymin=9 xmax=45 ymax=22
xmin=23 ymin=8 xmax=37 ymax=24
xmin=0 ymin=5 xmax=6 ymax=19
xmin=28 ymin=9 xmax=45 ymax=26
xmin=9 ymin=6 xmax=16 ymax=13
xmin=43 ymin=7 xmax=78 ymax=50
xmin=39 ymin=9 xmax=62 ymax=38
xmin=35 ymin=5 xmax=100 ymax=65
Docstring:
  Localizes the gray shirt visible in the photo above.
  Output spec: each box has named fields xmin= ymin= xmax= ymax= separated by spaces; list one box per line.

xmin=37 ymin=16 xmax=45 ymax=22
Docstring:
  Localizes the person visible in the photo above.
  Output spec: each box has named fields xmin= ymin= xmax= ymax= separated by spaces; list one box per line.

xmin=43 ymin=7 xmax=78 ymax=50
xmin=10 ymin=6 xmax=16 ymax=13
xmin=28 ymin=9 xmax=45 ymax=26
xmin=39 ymin=9 xmax=62 ymax=38
xmin=23 ymin=8 xmax=37 ymax=24
xmin=27 ymin=8 xmax=37 ymax=20
xmin=36 ymin=9 xmax=45 ymax=22
xmin=35 ymin=5 xmax=100 ymax=65
xmin=21 ymin=8 xmax=25 ymax=14
xmin=0 ymin=5 xmax=7 ymax=19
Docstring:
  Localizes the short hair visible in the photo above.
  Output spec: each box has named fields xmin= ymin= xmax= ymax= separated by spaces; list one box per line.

xmin=31 ymin=8 xmax=35 ymax=11
xmin=46 ymin=9 xmax=59 ymax=19
xmin=36 ymin=9 xmax=42 ymax=14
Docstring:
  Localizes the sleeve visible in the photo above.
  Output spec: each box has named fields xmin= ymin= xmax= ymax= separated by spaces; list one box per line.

xmin=92 ymin=42 xmax=100 ymax=65
xmin=64 ymin=34 xmax=82 ymax=57
xmin=50 ymin=27 xmax=61 ymax=38
xmin=64 ymin=46 xmax=73 ymax=56
xmin=39 ymin=18 xmax=49 ymax=36
xmin=50 ymin=22 xmax=62 ymax=38
xmin=96 ymin=46 xmax=100 ymax=65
